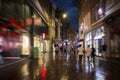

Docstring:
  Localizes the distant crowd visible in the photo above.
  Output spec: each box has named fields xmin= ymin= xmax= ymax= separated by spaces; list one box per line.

xmin=54 ymin=44 xmax=96 ymax=64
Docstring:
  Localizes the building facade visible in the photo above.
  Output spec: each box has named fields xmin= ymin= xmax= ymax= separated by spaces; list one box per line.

xmin=25 ymin=0 xmax=62 ymax=54
xmin=0 ymin=0 xmax=30 ymax=58
xmin=67 ymin=23 xmax=76 ymax=42
xmin=78 ymin=0 xmax=120 ymax=58
xmin=0 ymin=0 xmax=57 ymax=58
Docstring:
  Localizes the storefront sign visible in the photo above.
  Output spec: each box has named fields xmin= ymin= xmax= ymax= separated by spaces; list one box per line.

xmin=34 ymin=18 xmax=41 ymax=25
xmin=26 ymin=18 xmax=41 ymax=25
xmin=10 ymin=17 xmax=26 ymax=30
xmin=26 ymin=19 xmax=32 ymax=25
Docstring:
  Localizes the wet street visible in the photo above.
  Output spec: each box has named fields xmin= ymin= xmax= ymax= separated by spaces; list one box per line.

xmin=0 ymin=52 xmax=120 ymax=80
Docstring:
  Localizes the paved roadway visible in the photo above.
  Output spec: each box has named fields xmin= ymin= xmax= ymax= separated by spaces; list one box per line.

xmin=0 ymin=52 xmax=120 ymax=80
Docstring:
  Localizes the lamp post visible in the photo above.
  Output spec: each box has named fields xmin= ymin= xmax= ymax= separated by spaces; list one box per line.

xmin=30 ymin=12 xmax=36 ymax=58
xmin=62 ymin=13 xmax=67 ymax=44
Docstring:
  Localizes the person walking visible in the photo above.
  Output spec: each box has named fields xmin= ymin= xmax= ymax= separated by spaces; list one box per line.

xmin=85 ymin=45 xmax=92 ymax=62
xmin=77 ymin=44 xmax=84 ymax=64
xmin=55 ymin=44 xmax=59 ymax=55
xmin=63 ymin=46 xmax=67 ymax=56
xmin=60 ymin=45 xmax=63 ymax=56
xmin=91 ymin=45 xmax=96 ymax=63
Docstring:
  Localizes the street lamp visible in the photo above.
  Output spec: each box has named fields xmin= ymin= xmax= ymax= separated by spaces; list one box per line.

xmin=62 ymin=13 xmax=67 ymax=19
xmin=62 ymin=13 xmax=67 ymax=45
xmin=30 ymin=13 xmax=36 ymax=58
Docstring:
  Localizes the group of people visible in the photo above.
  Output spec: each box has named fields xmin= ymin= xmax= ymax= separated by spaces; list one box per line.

xmin=54 ymin=43 xmax=96 ymax=64
xmin=54 ymin=44 xmax=76 ymax=56
xmin=77 ymin=44 xmax=96 ymax=64
xmin=54 ymin=43 xmax=108 ymax=66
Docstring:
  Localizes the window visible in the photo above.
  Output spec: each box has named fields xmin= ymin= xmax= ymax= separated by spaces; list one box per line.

xmin=91 ymin=0 xmax=105 ymax=23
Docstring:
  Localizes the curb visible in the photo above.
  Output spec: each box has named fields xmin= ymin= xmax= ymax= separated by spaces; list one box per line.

xmin=0 ymin=58 xmax=28 ymax=68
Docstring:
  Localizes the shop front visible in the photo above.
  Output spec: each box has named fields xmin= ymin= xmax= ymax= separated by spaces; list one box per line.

xmin=40 ymin=40 xmax=50 ymax=53
xmin=93 ymin=26 xmax=105 ymax=56
xmin=21 ymin=33 xmax=30 ymax=57
xmin=33 ymin=13 xmax=50 ymax=54
xmin=0 ymin=18 xmax=29 ymax=58
xmin=33 ymin=36 xmax=50 ymax=54
xmin=85 ymin=32 xmax=92 ymax=48
xmin=0 ymin=0 xmax=33 ymax=58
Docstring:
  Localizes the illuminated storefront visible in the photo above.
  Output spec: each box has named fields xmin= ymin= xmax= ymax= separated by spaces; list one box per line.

xmin=0 ymin=23 xmax=26 ymax=57
xmin=0 ymin=0 xmax=32 ymax=58
xmin=33 ymin=36 xmax=50 ymax=54
xmin=93 ymin=26 xmax=105 ymax=56
xmin=29 ymin=12 xmax=49 ymax=55
xmin=0 ymin=0 xmax=51 ymax=58
xmin=85 ymin=26 xmax=105 ymax=56
xmin=21 ymin=34 xmax=30 ymax=56
xmin=85 ymin=32 xmax=92 ymax=48
xmin=39 ymin=40 xmax=50 ymax=53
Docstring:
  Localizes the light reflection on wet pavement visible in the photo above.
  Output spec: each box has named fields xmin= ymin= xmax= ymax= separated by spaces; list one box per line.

xmin=0 ymin=52 xmax=120 ymax=80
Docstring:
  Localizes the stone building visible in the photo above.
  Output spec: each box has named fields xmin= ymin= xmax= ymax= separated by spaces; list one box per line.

xmin=78 ymin=0 xmax=120 ymax=58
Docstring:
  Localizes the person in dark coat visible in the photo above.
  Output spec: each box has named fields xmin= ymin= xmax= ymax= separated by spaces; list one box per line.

xmin=91 ymin=46 xmax=96 ymax=63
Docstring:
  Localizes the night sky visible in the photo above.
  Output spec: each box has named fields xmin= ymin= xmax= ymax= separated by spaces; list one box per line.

xmin=50 ymin=0 xmax=78 ymax=31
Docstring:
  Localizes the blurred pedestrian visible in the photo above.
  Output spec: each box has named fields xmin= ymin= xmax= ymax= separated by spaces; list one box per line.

xmin=55 ymin=44 xmax=59 ymax=55
xmin=60 ymin=45 xmax=63 ymax=53
xmin=77 ymin=44 xmax=84 ymax=64
xmin=66 ymin=45 xmax=71 ymax=55
xmin=85 ymin=45 xmax=92 ymax=62
xmin=63 ymin=46 xmax=67 ymax=56
xmin=91 ymin=45 xmax=96 ymax=63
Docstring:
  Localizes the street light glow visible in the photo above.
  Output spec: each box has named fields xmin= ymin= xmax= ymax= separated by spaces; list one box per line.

xmin=63 ymin=13 xmax=67 ymax=18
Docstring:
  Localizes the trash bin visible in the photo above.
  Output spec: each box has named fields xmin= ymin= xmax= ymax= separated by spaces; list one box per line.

xmin=33 ymin=47 xmax=39 ymax=58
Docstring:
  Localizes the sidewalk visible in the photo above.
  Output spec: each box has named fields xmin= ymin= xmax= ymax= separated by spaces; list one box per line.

xmin=0 ymin=57 xmax=28 ymax=68
xmin=96 ymin=56 xmax=120 ymax=64
xmin=0 ymin=56 xmax=120 ymax=69
xmin=107 ymin=57 xmax=120 ymax=64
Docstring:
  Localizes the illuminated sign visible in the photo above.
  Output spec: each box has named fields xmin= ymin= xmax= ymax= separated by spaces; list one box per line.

xmin=26 ymin=19 xmax=32 ymax=25
xmin=26 ymin=18 xmax=41 ymax=25
xmin=34 ymin=18 xmax=41 ymax=25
